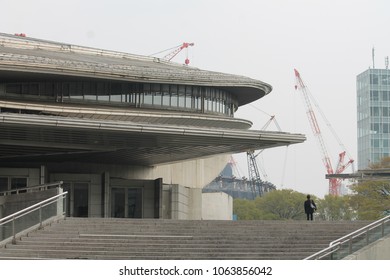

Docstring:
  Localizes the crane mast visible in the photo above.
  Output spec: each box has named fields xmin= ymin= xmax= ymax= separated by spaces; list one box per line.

xmin=294 ymin=69 xmax=353 ymax=196
xmin=247 ymin=150 xmax=263 ymax=198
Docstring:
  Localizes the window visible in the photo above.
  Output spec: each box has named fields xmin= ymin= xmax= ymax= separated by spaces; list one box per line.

xmin=1 ymin=80 xmax=238 ymax=116
xmin=370 ymin=107 xmax=380 ymax=116
xmin=370 ymin=74 xmax=379 ymax=85
xmin=383 ymin=123 xmax=389 ymax=134
xmin=381 ymin=74 xmax=390 ymax=85
xmin=11 ymin=177 xmax=27 ymax=190
xmin=370 ymin=90 xmax=379 ymax=101
xmin=0 ymin=177 xmax=8 ymax=193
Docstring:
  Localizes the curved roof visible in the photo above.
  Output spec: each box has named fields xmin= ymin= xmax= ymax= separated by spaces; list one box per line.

xmin=0 ymin=113 xmax=305 ymax=166
xmin=0 ymin=33 xmax=271 ymax=106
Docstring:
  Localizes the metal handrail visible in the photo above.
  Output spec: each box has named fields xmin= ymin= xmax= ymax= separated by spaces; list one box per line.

xmin=0 ymin=192 xmax=67 ymax=244
xmin=304 ymin=215 xmax=390 ymax=260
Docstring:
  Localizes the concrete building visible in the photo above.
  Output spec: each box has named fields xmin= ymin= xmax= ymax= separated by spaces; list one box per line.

xmin=357 ymin=68 xmax=390 ymax=169
xmin=0 ymin=33 xmax=305 ymax=220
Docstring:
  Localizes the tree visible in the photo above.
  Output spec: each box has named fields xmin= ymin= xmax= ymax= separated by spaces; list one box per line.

xmin=348 ymin=156 xmax=390 ymax=220
xmin=349 ymin=180 xmax=390 ymax=220
xmin=316 ymin=194 xmax=356 ymax=221
xmin=234 ymin=189 xmax=321 ymax=220
xmin=233 ymin=198 xmax=262 ymax=220
xmin=254 ymin=189 xmax=307 ymax=220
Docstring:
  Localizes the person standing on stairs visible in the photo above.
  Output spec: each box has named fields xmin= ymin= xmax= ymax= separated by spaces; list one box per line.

xmin=304 ymin=194 xmax=317 ymax=221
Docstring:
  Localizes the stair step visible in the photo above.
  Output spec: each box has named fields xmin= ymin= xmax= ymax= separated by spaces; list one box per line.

xmin=0 ymin=218 xmax=371 ymax=260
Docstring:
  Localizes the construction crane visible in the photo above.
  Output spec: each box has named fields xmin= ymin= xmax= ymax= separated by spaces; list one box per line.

xmin=151 ymin=42 xmax=194 ymax=65
xmin=246 ymin=115 xmax=279 ymax=198
xmin=247 ymin=150 xmax=264 ymax=197
xmin=294 ymin=68 xmax=354 ymax=196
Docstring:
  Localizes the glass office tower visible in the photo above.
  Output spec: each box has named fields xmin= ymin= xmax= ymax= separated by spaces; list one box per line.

xmin=357 ymin=68 xmax=390 ymax=169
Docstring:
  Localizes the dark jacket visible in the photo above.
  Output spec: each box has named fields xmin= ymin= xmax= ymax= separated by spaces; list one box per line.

xmin=304 ymin=199 xmax=316 ymax=214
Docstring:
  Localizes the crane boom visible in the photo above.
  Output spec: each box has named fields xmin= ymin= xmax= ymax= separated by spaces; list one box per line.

xmin=294 ymin=68 xmax=354 ymax=196
xmin=163 ymin=42 xmax=194 ymax=65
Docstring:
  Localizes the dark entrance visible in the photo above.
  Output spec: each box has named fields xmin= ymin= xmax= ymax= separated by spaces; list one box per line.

xmin=63 ymin=182 xmax=89 ymax=217
xmin=111 ymin=187 xmax=142 ymax=218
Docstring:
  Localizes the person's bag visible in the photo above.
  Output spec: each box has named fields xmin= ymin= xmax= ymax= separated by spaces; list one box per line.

xmin=310 ymin=201 xmax=316 ymax=210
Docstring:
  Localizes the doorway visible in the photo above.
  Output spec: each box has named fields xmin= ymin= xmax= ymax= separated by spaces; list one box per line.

xmin=63 ymin=182 xmax=89 ymax=217
xmin=111 ymin=187 xmax=143 ymax=218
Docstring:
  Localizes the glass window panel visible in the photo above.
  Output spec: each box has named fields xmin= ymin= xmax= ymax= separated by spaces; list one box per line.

xmin=178 ymin=95 xmax=185 ymax=107
xmin=128 ymin=188 xmax=142 ymax=218
xmin=370 ymin=74 xmax=379 ymax=85
xmin=111 ymin=188 xmax=125 ymax=218
xmin=371 ymin=91 xmax=379 ymax=101
xmin=383 ymin=123 xmax=389 ymax=134
xmin=144 ymin=92 xmax=153 ymax=105
xmin=110 ymin=94 xmax=122 ymax=102
xmin=381 ymin=75 xmax=389 ymax=85
xmin=83 ymin=82 xmax=96 ymax=101
xmin=97 ymin=94 xmax=109 ymax=101
xmin=383 ymin=107 xmax=389 ymax=117
xmin=6 ymin=84 xmax=22 ymax=94
xmin=73 ymin=183 xmax=89 ymax=218
xmin=163 ymin=92 xmax=171 ymax=106
xmin=382 ymin=91 xmax=388 ymax=101
xmin=10 ymin=178 xmax=27 ymax=190
xmin=0 ymin=177 xmax=8 ymax=193
xmin=155 ymin=92 xmax=163 ymax=106
xmin=96 ymin=83 xmax=106 ymax=95
xmin=185 ymin=96 xmax=192 ymax=108
xmin=169 ymin=93 xmax=177 ymax=107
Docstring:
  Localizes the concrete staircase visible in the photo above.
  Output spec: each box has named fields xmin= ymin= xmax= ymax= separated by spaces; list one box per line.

xmin=0 ymin=218 xmax=370 ymax=260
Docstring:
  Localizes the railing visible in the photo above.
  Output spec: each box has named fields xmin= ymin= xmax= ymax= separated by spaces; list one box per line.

xmin=0 ymin=192 xmax=67 ymax=246
xmin=304 ymin=215 xmax=390 ymax=260
xmin=0 ymin=181 xmax=63 ymax=196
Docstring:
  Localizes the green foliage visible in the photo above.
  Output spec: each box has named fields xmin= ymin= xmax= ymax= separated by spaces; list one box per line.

xmin=347 ymin=156 xmax=390 ymax=220
xmin=233 ymin=198 xmax=262 ymax=220
xmin=316 ymin=194 xmax=356 ymax=221
xmin=349 ymin=180 xmax=390 ymax=220
xmin=233 ymin=189 xmax=308 ymax=220
xmin=233 ymin=170 xmax=390 ymax=221
xmin=255 ymin=189 xmax=307 ymax=220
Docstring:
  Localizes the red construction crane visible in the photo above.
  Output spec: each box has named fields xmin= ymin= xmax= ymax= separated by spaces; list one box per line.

xmin=294 ymin=68 xmax=354 ymax=196
xmin=151 ymin=42 xmax=194 ymax=65
xmin=163 ymin=42 xmax=194 ymax=65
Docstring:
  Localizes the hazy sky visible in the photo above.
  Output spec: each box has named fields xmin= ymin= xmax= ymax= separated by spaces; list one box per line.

xmin=2 ymin=0 xmax=389 ymax=197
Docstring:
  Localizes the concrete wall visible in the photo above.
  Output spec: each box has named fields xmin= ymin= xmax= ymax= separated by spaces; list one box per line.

xmin=202 ymin=192 xmax=233 ymax=220
xmin=0 ymin=167 xmax=40 ymax=187
xmin=45 ymin=154 xmax=230 ymax=190
xmin=2 ymin=153 xmax=231 ymax=220
xmin=170 ymin=185 xmax=190 ymax=220
xmin=154 ymin=154 xmax=231 ymax=189
xmin=343 ymin=235 xmax=390 ymax=260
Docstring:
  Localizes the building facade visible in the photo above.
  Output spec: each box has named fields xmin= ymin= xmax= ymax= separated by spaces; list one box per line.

xmin=0 ymin=33 xmax=305 ymax=220
xmin=357 ymin=68 xmax=390 ymax=169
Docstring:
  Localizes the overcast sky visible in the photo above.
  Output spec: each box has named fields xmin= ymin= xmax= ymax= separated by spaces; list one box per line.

xmin=2 ymin=0 xmax=389 ymax=198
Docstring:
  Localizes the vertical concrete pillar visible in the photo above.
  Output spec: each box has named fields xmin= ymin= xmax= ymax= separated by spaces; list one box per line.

xmin=103 ymin=172 xmax=110 ymax=218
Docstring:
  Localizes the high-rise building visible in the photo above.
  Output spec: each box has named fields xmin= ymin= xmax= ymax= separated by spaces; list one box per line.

xmin=357 ymin=68 xmax=390 ymax=169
